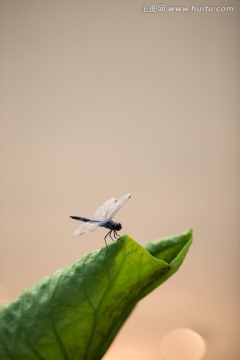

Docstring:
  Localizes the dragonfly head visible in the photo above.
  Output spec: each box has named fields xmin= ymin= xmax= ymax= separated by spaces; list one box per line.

xmin=114 ymin=223 xmax=122 ymax=231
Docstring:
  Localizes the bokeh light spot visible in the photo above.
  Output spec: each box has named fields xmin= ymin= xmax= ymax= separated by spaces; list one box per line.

xmin=160 ymin=327 xmax=206 ymax=360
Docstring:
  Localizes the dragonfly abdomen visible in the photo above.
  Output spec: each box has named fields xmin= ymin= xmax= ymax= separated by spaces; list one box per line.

xmin=70 ymin=216 xmax=89 ymax=222
xmin=70 ymin=216 xmax=100 ymax=223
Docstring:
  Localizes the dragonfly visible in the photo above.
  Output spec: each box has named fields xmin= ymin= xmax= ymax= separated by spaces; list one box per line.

xmin=70 ymin=193 xmax=131 ymax=248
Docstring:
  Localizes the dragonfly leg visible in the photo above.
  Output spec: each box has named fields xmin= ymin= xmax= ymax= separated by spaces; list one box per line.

xmin=104 ymin=230 xmax=116 ymax=250
xmin=113 ymin=230 xmax=119 ymax=239
xmin=109 ymin=231 xmax=115 ymax=242
xmin=104 ymin=230 xmax=115 ymax=248
xmin=104 ymin=231 xmax=111 ymax=250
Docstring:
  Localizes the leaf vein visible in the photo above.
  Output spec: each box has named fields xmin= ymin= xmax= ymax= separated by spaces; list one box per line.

xmin=48 ymin=272 xmax=69 ymax=360
xmin=20 ymin=293 xmax=45 ymax=360
xmin=83 ymin=245 xmax=130 ymax=359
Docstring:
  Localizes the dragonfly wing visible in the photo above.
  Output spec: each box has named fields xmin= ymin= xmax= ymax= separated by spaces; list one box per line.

xmin=106 ymin=193 xmax=131 ymax=220
xmin=73 ymin=220 xmax=103 ymax=236
xmin=93 ymin=197 xmax=117 ymax=221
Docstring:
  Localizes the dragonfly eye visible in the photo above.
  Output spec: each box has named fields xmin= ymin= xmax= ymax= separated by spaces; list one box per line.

xmin=115 ymin=223 xmax=122 ymax=231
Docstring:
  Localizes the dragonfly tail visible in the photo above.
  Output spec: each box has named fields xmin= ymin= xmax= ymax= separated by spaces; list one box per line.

xmin=70 ymin=216 xmax=89 ymax=222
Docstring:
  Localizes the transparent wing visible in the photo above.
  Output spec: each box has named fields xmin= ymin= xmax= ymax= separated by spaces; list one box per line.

xmin=93 ymin=197 xmax=117 ymax=221
xmin=93 ymin=193 xmax=131 ymax=221
xmin=104 ymin=193 xmax=131 ymax=220
xmin=73 ymin=220 xmax=104 ymax=236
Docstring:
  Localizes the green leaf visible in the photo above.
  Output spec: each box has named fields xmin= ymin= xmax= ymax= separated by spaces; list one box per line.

xmin=0 ymin=230 xmax=192 ymax=360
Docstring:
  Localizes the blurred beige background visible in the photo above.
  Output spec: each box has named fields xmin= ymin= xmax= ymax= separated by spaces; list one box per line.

xmin=0 ymin=1 xmax=239 ymax=359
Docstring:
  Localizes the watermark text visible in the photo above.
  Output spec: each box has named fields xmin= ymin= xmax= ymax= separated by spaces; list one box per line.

xmin=141 ymin=4 xmax=234 ymax=13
